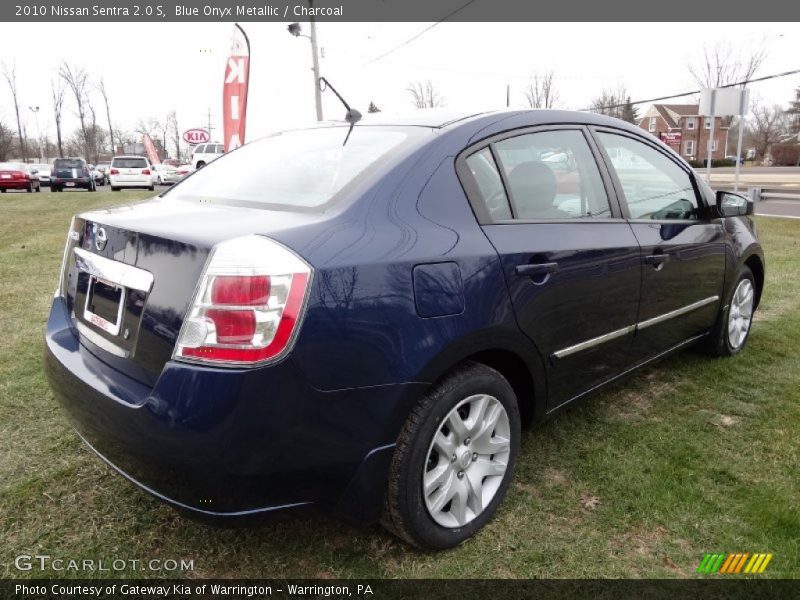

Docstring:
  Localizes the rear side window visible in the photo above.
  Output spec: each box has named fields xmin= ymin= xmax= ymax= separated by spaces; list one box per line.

xmin=465 ymin=148 xmax=511 ymax=220
xmin=596 ymin=132 xmax=698 ymax=220
xmin=112 ymin=158 xmax=148 ymax=169
xmin=167 ymin=127 xmax=413 ymax=209
xmin=492 ymin=130 xmax=611 ymax=219
xmin=213 ymin=144 xmax=224 ymax=153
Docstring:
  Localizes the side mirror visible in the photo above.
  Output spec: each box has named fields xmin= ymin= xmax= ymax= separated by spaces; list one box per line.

xmin=716 ymin=190 xmax=753 ymax=217
xmin=30 ymin=169 xmax=38 ymax=175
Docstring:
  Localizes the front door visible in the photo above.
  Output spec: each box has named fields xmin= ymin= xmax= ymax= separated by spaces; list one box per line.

xmin=593 ymin=129 xmax=725 ymax=360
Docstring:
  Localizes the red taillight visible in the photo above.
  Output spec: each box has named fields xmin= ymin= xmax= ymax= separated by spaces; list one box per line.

xmin=211 ymin=275 xmax=270 ymax=305
xmin=174 ymin=236 xmax=312 ymax=366
xmin=110 ymin=169 xmax=119 ymax=175
xmin=142 ymin=169 xmax=151 ymax=175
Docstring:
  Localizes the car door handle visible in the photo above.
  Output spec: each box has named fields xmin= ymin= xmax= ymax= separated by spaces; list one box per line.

xmin=515 ymin=262 xmax=559 ymax=277
xmin=644 ymin=254 xmax=670 ymax=267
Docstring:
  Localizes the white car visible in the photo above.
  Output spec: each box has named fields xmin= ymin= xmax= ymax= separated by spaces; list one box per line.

xmin=109 ymin=156 xmax=155 ymax=191
xmin=152 ymin=163 xmax=181 ymax=185
xmin=31 ymin=163 xmax=51 ymax=186
xmin=190 ymin=143 xmax=224 ymax=169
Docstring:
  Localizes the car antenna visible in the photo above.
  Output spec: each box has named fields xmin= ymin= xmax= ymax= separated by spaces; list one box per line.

xmin=318 ymin=76 xmax=362 ymax=146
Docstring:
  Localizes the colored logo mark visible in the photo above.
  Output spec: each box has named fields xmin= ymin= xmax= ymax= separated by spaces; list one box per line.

xmin=696 ymin=552 xmax=773 ymax=574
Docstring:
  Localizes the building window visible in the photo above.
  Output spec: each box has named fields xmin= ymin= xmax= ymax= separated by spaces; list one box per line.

xmin=685 ymin=140 xmax=695 ymax=156
xmin=686 ymin=117 xmax=696 ymax=130
xmin=705 ymin=118 xmax=711 ymax=129
xmin=648 ymin=117 xmax=656 ymax=132
xmin=712 ymin=139 xmax=718 ymax=152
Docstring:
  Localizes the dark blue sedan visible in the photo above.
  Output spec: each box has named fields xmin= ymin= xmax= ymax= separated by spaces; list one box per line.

xmin=44 ymin=110 xmax=764 ymax=548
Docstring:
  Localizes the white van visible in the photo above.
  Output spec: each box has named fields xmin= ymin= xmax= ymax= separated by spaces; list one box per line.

xmin=190 ymin=143 xmax=224 ymax=169
xmin=109 ymin=156 xmax=154 ymax=191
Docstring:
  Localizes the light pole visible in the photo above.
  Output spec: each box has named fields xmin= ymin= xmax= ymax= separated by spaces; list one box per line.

xmin=28 ymin=106 xmax=43 ymax=162
xmin=288 ymin=15 xmax=323 ymax=121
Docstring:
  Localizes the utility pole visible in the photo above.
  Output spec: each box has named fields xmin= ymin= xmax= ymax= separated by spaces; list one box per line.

xmin=309 ymin=2 xmax=323 ymax=121
xmin=28 ymin=106 xmax=42 ymax=162
xmin=206 ymin=107 xmax=214 ymax=139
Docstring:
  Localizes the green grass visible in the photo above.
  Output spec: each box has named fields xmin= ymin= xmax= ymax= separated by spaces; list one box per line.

xmin=1 ymin=191 xmax=798 ymax=579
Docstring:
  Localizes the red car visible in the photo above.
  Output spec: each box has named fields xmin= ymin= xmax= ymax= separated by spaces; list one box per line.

xmin=0 ymin=162 xmax=41 ymax=193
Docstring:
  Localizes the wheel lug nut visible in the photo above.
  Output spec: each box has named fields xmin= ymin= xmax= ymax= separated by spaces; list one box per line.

xmin=457 ymin=471 xmax=464 ymax=479
xmin=451 ymin=454 xmax=456 ymax=463
xmin=472 ymin=453 xmax=478 ymax=461
xmin=464 ymin=437 xmax=471 ymax=445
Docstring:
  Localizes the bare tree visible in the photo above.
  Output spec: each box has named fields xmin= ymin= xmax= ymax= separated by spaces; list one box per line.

xmin=589 ymin=86 xmax=638 ymax=123
xmin=96 ymin=78 xmax=116 ymax=155
xmin=51 ymin=78 xmax=66 ymax=158
xmin=166 ymin=111 xmax=180 ymax=160
xmin=59 ymin=62 xmax=91 ymax=158
xmin=406 ymin=80 xmax=445 ymax=109
xmin=1 ymin=61 xmax=27 ymax=161
xmin=0 ymin=120 xmax=14 ymax=161
xmin=134 ymin=117 xmax=160 ymax=139
xmin=748 ymin=103 xmax=788 ymax=161
xmin=524 ymin=71 xmax=559 ymax=109
xmin=689 ymin=42 xmax=766 ymax=89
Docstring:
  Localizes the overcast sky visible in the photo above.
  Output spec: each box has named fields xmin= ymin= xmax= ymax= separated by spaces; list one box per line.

xmin=0 ymin=22 xmax=796 ymax=154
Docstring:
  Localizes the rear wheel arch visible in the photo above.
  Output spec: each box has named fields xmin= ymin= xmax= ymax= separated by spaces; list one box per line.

xmin=417 ymin=340 xmax=545 ymax=427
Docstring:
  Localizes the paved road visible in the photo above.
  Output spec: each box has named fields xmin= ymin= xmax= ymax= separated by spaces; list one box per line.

xmin=755 ymin=199 xmax=800 ymax=219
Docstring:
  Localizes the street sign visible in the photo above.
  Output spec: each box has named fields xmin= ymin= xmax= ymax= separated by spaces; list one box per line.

xmin=182 ymin=128 xmax=210 ymax=144
xmin=699 ymin=88 xmax=749 ymax=117
xmin=662 ymin=132 xmax=682 ymax=145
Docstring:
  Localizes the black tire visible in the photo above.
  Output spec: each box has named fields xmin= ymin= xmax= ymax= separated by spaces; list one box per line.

xmin=382 ymin=361 xmax=521 ymax=549
xmin=111 ymin=187 xmax=119 ymax=192
xmin=1 ymin=188 xmax=6 ymax=193
xmin=26 ymin=184 xmax=32 ymax=193
xmin=196 ymin=161 xmax=205 ymax=169
xmin=701 ymin=266 xmax=756 ymax=357
xmin=148 ymin=185 xmax=155 ymax=192
xmin=35 ymin=183 xmax=40 ymax=192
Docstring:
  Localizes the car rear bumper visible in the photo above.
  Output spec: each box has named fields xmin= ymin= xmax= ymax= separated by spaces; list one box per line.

xmin=44 ymin=296 xmax=419 ymax=522
xmin=52 ymin=178 xmax=92 ymax=188
xmin=110 ymin=176 xmax=151 ymax=187
xmin=0 ymin=179 xmax=29 ymax=189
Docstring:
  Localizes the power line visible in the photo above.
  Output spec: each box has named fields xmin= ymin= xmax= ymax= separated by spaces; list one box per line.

xmin=363 ymin=0 xmax=477 ymax=66
xmin=583 ymin=67 xmax=800 ymax=112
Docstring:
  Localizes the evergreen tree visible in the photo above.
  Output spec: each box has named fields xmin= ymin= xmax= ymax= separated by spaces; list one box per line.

xmin=368 ymin=101 xmax=381 ymax=113
xmin=619 ymin=97 xmax=639 ymax=124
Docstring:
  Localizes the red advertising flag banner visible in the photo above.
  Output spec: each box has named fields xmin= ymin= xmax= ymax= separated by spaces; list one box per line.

xmin=142 ymin=133 xmax=160 ymax=165
xmin=223 ymin=24 xmax=250 ymax=152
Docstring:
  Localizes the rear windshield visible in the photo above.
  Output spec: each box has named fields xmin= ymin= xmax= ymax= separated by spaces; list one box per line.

xmin=112 ymin=157 xmax=148 ymax=168
xmin=54 ymin=159 xmax=84 ymax=169
xmin=167 ymin=127 xmax=413 ymax=209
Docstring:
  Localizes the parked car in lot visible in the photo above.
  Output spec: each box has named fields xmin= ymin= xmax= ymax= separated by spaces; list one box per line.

xmin=152 ymin=163 xmax=181 ymax=185
xmin=95 ymin=162 xmax=111 ymax=185
xmin=87 ymin=164 xmax=105 ymax=186
xmin=45 ymin=110 xmax=765 ymax=549
xmin=31 ymin=163 xmax=51 ymax=186
xmin=174 ymin=164 xmax=194 ymax=181
xmin=0 ymin=162 xmax=41 ymax=192
xmin=190 ymin=142 xmax=224 ymax=169
xmin=51 ymin=157 xmax=96 ymax=192
xmin=109 ymin=156 xmax=154 ymax=191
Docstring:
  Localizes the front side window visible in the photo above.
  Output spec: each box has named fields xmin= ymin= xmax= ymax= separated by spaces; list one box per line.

xmin=168 ymin=127 xmax=413 ymax=209
xmin=194 ymin=145 xmax=206 ymax=154
xmin=597 ymin=132 xmax=699 ymax=220
xmin=491 ymin=129 xmax=611 ymax=219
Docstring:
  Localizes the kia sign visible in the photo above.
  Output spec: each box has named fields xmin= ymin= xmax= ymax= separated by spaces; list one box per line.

xmin=183 ymin=129 xmax=210 ymax=145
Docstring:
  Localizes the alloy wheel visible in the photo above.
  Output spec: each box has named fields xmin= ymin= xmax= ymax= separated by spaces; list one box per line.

xmin=728 ymin=278 xmax=754 ymax=349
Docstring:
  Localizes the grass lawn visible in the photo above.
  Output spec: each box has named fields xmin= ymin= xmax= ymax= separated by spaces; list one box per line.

xmin=1 ymin=191 xmax=798 ymax=579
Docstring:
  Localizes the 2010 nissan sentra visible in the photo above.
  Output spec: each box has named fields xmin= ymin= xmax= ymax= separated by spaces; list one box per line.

xmin=44 ymin=109 xmax=764 ymax=549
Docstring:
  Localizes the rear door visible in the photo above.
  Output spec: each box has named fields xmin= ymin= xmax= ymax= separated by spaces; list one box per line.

xmin=592 ymin=129 xmax=725 ymax=359
xmin=458 ymin=126 xmax=642 ymax=410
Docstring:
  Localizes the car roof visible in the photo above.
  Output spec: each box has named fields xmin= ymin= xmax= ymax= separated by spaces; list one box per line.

xmin=323 ymin=108 xmax=653 ymax=139
xmin=113 ymin=155 xmax=149 ymax=159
